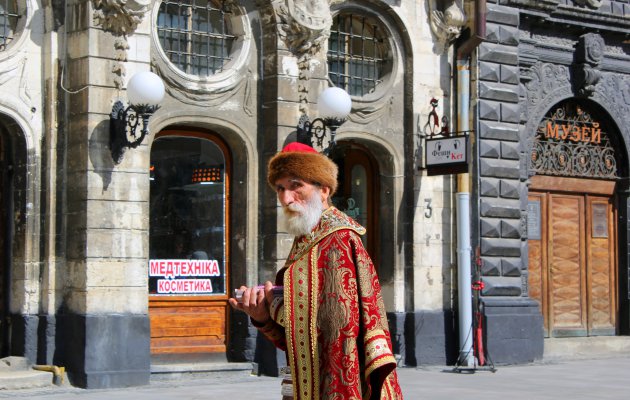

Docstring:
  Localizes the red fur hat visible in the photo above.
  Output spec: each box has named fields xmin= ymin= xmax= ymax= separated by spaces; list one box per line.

xmin=267 ymin=142 xmax=338 ymax=195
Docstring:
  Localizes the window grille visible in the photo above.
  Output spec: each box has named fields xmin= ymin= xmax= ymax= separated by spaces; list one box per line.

xmin=157 ymin=0 xmax=235 ymax=76
xmin=328 ymin=13 xmax=389 ymax=97
xmin=531 ymin=101 xmax=618 ymax=179
xmin=0 ymin=0 xmax=19 ymax=51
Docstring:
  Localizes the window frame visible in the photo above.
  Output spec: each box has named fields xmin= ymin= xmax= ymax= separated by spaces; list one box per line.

xmin=148 ymin=130 xmax=231 ymax=299
xmin=327 ymin=9 xmax=395 ymax=99
xmin=151 ymin=0 xmax=251 ymax=92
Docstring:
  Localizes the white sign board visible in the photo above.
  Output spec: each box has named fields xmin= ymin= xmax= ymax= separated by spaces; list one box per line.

xmin=425 ymin=136 xmax=468 ymax=167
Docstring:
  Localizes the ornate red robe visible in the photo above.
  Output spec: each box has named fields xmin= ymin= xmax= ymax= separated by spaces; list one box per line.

xmin=256 ymin=207 xmax=403 ymax=399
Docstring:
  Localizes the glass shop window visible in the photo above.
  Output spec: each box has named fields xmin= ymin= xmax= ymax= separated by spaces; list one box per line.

xmin=149 ymin=136 xmax=226 ymax=296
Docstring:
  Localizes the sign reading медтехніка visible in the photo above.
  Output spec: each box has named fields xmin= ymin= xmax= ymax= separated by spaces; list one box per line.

xmin=149 ymin=259 xmax=221 ymax=294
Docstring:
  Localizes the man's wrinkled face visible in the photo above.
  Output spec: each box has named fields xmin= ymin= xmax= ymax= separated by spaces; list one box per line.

xmin=275 ymin=177 xmax=329 ymax=236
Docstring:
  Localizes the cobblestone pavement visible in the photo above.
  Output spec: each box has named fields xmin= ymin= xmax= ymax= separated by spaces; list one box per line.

xmin=0 ymin=357 xmax=628 ymax=399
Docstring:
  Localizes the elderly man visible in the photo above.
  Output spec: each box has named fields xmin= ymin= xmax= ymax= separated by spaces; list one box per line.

xmin=229 ymin=142 xmax=403 ymax=399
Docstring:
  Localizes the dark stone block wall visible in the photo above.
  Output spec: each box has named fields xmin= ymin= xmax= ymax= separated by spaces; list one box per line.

xmin=482 ymin=298 xmax=543 ymax=364
xmin=400 ymin=310 xmax=457 ymax=366
xmin=477 ymin=0 xmax=630 ymax=362
xmin=474 ymin=2 xmax=544 ymax=364
xmin=55 ymin=313 xmax=151 ymax=388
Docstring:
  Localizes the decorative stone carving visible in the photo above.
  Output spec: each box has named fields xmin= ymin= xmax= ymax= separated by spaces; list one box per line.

xmin=428 ymin=0 xmax=466 ymax=54
xmin=348 ymin=96 xmax=394 ymax=125
xmin=151 ymin=58 xmax=249 ymax=107
xmin=573 ymin=0 xmax=602 ymax=9
xmin=276 ymin=0 xmax=332 ymax=112
xmin=92 ymin=0 xmax=150 ymax=37
xmin=597 ymin=73 xmax=630 ymax=120
xmin=571 ymin=33 xmax=604 ymax=97
xmin=112 ymin=39 xmax=129 ymax=90
xmin=523 ymin=62 xmax=571 ymax=109
xmin=277 ymin=0 xmax=332 ymax=59
xmin=92 ymin=0 xmax=150 ymax=91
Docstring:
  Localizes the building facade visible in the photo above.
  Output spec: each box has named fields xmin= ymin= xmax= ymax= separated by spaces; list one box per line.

xmin=0 ymin=0 xmax=628 ymax=390
xmin=474 ymin=0 xmax=630 ymax=363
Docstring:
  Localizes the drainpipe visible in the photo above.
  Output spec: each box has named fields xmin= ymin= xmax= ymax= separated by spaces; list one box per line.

xmin=455 ymin=0 xmax=486 ymax=367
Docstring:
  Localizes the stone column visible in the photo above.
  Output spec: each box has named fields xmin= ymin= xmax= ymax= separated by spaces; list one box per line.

xmin=56 ymin=0 xmax=152 ymax=388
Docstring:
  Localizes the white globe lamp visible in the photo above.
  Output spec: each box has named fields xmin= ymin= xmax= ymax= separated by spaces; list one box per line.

xmin=127 ymin=71 xmax=165 ymax=106
xmin=317 ymin=87 xmax=352 ymax=119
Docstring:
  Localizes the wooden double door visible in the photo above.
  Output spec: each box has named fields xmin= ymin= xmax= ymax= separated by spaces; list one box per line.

xmin=528 ymin=176 xmax=618 ymax=337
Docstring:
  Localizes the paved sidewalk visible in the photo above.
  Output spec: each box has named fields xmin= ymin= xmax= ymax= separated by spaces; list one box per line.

xmin=0 ymin=357 xmax=628 ymax=399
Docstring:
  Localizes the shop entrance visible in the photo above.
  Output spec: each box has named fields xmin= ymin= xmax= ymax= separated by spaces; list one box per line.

xmin=149 ymin=131 xmax=230 ymax=358
xmin=330 ymin=144 xmax=378 ymax=259
xmin=528 ymin=176 xmax=617 ymax=337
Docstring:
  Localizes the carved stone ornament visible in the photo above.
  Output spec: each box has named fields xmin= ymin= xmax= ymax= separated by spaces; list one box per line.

xmin=573 ymin=0 xmax=603 ymax=9
xmin=524 ymin=62 xmax=571 ymax=109
xmin=428 ymin=0 xmax=466 ymax=54
xmin=572 ymin=33 xmax=605 ymax=97
xmin=92 ymin=0 xmax=151 ymax=36
xmin=277 ymin=0 xmax=332 ymax=59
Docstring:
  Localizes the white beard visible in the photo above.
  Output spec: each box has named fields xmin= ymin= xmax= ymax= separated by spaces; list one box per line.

xmin=281 ymin=190 xmax=324 ymax=237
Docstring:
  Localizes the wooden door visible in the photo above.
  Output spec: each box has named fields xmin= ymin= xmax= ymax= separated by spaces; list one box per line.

xmin=149 ymin=297 xmax=228 ymax=354
xmin=548 ymin=193 xmax=587 ymax=335
xmin=330 ymin=146 xmax=378 ymax=259
xmin=585 ymin=196 xmax=617 ymax=335
xmin=528 ymin=177 xmax=617 ymax=337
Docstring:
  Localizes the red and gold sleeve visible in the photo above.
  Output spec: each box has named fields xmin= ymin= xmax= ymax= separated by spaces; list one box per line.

xmin=251 ymin=317 xmax=287 ymax=351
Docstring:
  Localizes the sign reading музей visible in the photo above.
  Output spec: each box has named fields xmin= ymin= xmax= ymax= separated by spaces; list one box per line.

xmin=531 ymin=102 xmax=616 ymax=180
xmin=149 ymin=259 xmax=222 ymax=294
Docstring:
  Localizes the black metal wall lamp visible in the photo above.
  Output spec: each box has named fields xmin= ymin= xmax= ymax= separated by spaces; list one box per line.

xmin=297 ymin=87 xmax=352 ymax=156
xmin=110 ymin=71 xmax=165 ymax=164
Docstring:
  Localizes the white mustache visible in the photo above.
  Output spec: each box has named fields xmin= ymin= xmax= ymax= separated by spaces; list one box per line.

xmin=284 ymin=203 xmax=305 ymax=214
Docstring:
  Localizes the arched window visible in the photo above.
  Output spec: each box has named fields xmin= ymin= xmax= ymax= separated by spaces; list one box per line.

xmin=0 ymin=0 xmax=20 ymax=51
xmin=328 ymin=12 xmax=392 ymax=97
xmin=156 ymin=0 xmax=236 ymax=76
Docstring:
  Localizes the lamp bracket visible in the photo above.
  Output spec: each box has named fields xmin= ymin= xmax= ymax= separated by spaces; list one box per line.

xmin=296 ymin=114 xmax=346 ymax=156
xmin=109 ymin=100 xmax=160 ymax=164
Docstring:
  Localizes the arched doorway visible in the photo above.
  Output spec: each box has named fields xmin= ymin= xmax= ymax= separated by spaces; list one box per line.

xmin=0 ymin=128 xmax=8 ymax=357
xmin=330 ymin=143 xmax=379 ymax=260
xmin=527 ymin=99 xmax=624 ymax=337
xmin=148 ymin=129 xmax=231 ymax=360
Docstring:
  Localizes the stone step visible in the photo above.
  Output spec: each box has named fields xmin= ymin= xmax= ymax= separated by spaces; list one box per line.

xmin=150 ymin=361 xmax=252 ymax=381
xmin=0 ymin=369 xmax=54 ymax=390
xmin=544 ymin=336 xmax=630 ymax=361
xmin=0 ymin=356 xmax=56 ymax=390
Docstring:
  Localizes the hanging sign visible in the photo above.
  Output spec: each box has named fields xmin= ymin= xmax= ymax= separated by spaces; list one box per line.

xmin=425 ymin=136 xmax=469 ymax=173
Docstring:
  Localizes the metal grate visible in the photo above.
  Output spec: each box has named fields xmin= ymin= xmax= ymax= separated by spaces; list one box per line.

xmin=157 ymin=0 xmax=235 ymax=76
xmin=328 ymin=13 xmax=388 ymax=97
xmin=531 ymin=101 xmax=618 ymax=179
xmin=0 ymin=0 xmax=19 ymax=51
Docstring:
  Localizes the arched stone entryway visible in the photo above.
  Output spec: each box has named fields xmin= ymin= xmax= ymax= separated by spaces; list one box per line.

xmin=527 ymin=99 xmax=628 ymax=337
